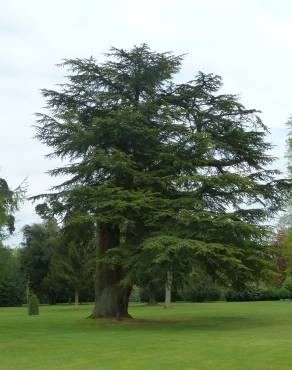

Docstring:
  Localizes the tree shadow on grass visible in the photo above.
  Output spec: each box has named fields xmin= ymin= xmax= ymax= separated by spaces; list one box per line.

xmin=82 ymin=314 xmax=279 ymax=333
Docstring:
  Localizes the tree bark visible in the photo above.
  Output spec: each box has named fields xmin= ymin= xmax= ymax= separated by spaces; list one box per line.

xmin=164 ymin=271 xmax=173 ymax=309
xmin=26 ymin=279 xmax=30 ymax=305
xmin=91 ymin=224 xmax=132 ymax=319
xmin=74 ymin=289 xmax=79 ymax=309
xmin=148 ymin=288 xmax=157 ymax=305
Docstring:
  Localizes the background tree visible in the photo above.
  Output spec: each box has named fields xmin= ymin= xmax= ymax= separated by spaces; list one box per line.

xmin=180 ymin=268 xmax=222 ymax=303
xmin=34 ymin=44 xmax=291 ymax=318
xmin=267 ymin=117 xmax=292 ymax=287
xmin=136 ymin=276 xmax=160 ymax=305
xmin=267 ymin=227 xmax=292 ymax=294
xmin=0 ymin=246 xmax=24 ymax=306
xmin=20 ymin=220 xmax=63 ymax=303
xmin=58 ymin=217 xmax=96 ymax=308
xmin=20 ymin=218 xmax=95 ymax=305
xmin=0 ymin=177 xmax=23 ymax=243
xmin=0 ymin=177 xmax=25 ymax=306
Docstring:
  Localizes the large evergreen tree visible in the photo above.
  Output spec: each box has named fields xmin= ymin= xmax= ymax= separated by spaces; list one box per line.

xmin=34 ymin=44 xmax=290 ymax=318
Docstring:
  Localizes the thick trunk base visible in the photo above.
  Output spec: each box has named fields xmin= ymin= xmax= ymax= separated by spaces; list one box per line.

xmin=91 ymin=285 xmax=132 ymax=319
xmin=91 ymin=224 xmax=132 ymax=319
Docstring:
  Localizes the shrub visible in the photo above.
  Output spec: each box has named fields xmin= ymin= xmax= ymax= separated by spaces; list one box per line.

xmin=185 ymin=285 xmax=221 ymax=302
xmin=283 ymin=277 xmax=292 ymax=295
xmin=28 ymin=294 xmax=39 ymax=315
xmin=225 ymin=285 xmax=264 ymax=302
xmin=263 ymin=287 xmax=290 ymax=300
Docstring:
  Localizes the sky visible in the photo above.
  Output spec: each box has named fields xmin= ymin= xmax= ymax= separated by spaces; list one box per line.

xmin=1 ymin=0 xmax=291 ymax=247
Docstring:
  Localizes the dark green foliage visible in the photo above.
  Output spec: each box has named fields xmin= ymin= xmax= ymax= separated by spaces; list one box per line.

xmin=225 ymin=285 xmax=291 ymax=301
xmin=20 ymin=220 xmax=95 ymax=304
xmin=263 ymin=287 xmax=290 ymax=301
xmin=139 ymin=285 xmax=181 ymax=303
xmin=181 ymin=271 xmax=222 ymax=302
xmin=0 ymin=246 xmax=24 ymax=306
xmin=282 ymin=276 xmax=292 ymax=294
xmin=0 ymin=278 xmax=24 ymax=307
xmin=225 ymin=285 xmax=265 ymax=302
xmin=265 ymin=229 xmax=292 ymax=291
xmin=0 ymin=178 xmax=15 ymax=238
xmin=139 ymin=286 xmax=164 ymax=303
xmin=28 ymin=293 xmax=39 ymax=315
xmin=0 ymin=178 xmax=24 ymax=241
xmin=188 ymin=286 xmax=221 ymax=302
xmin=58 ymin=218 xmax=96 ymax=305
xmin=20 ymin=220 xmax=62 ymax=303
xmin=0 ymin=178 xmax=25 ymax=307
xmin=33 ymin=44 xmax=292 ymax=315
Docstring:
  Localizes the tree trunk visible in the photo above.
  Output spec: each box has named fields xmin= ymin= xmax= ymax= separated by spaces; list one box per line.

xmin=91 ymin=224 xmax=132 ymax=319
xmin=164 ymin=271 xmax=173 ymax=309
xmin=26 ymin=280 xmax=30 ymax=305
xmin=74 ymin=289 xmax=79 ymax=309
xmin=148 ymin=288 xmax=157 ymax=305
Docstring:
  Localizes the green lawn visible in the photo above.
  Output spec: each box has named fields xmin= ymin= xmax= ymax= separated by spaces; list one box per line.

xmin=1 ymin=301 xmax=292 ymax=370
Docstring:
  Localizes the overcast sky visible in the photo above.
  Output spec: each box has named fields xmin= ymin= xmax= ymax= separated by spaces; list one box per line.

xmin=1 ymin=0 xmax=291 ymax=247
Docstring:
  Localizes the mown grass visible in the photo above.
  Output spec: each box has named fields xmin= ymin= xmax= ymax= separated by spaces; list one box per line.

xmin=1 ymin=301 xmax=292 ymax=369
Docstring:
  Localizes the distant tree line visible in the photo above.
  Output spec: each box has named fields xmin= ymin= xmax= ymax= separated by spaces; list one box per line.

xmin=2 ymin=222 xmax=292 ymax=306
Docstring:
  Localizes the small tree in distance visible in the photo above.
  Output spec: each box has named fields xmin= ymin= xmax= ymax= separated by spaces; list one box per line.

xmin=34 ymin=44 xmax=291 ymax=318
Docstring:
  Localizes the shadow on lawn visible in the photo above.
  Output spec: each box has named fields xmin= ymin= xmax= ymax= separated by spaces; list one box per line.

xmin=82 ymin=315 xmax=276 ymax=332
